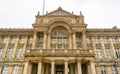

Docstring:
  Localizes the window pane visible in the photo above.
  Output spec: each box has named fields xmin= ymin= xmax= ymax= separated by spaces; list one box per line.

xmin=16 ymin=48 xmax=23 ymax=59
xmin=0 ymin=48 xmax=4 ymax=58
xmin=1 ymin=66 xmax=8 ymax=74
xmin=12 ymin=66 xmax=19 ymax=74
xmin=7 ymin=48 xmax=13 ymax=59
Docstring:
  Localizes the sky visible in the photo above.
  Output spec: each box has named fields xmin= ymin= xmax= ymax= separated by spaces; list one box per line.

xmin=0 ymin=0 xmax=120 ymax=28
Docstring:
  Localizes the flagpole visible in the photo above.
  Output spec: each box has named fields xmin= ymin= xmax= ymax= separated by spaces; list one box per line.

xmin=43 ymin=0 xmax=45 ymax=15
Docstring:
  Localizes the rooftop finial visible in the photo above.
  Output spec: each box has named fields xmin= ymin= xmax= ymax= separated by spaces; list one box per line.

xmin=80 ymin=11 xmax=83 ymax=16
xmin=37 ymin=11 xmax=40 ymax=16
xmin=58 ymin=6 xmax=62 ymax=10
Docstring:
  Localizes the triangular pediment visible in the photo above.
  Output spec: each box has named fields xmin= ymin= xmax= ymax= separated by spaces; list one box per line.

xmin=46 ymin=7 xmax=76 ymax=16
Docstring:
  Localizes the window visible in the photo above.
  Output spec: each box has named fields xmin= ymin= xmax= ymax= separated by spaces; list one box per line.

xmin=95 ymin=38 xmax=100 ymax=44
xmin=11 ymin=38 xmax=16 ymax=44
xmin=64 ymin=38 xmax=68 ymax=44
xmin=115 ymin=48 xmax=120 ymax=58
xmin=38 ymin=36 xmax=43 ymax=42
xmin=16 ymin=48 xmax=23 ymax=59
xmin=3 ymin=37 xmax=7 ymax=44
xmin=96 ymin=48 xmax=103 ymax=59
xmin=87 ymin=38 xmax=90 ymax=44
xmin=104 ymin=38 xmax=109 ymax=44
xmin=101 ymin=66 xmax=106 ymax=74
xmin=7 ymin=48 xmax=13 ymax=59
xmin=112 ymin=66 xmax=118 ymax=74
xmin=12 ymin=65 xmax=19 ymax=74
xmin=0 ymin=48 xmax=4 ymax=58
xmin=106 ymin=48 xmax=112 ymax=58
xmin=20 ymin=38 xmax=24 ymax=44
xmin=112 ymin=38 xmax=117 ymax=44
xmin=58 ymin=38 xmax=62 ymax=44
xmin=52 ymin=38 xmax=56 ymax=44
xmin=28 ymin=38 xmax=33 ymax=45
xmin=76 ymin=36 xmax=81 ymax=42
xmin=1 ymin=66 xmax=8 ymax=74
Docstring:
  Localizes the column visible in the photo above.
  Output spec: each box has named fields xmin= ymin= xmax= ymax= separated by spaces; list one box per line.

xmin=3 ymin=36 xmax=10 ymax=58
xmin=92 ymin=37 xmax=96 ymax=55
xmin=38 ymin=61 xmax=42 ymax=74
xmin=47 ymin=33 xmax=51 ymax=49
xmin=110 ymin=38 xmax=117 ymax=58
xmin=32 ymin=31 xmax=37 ymax=49
xmin=23 ymin=62 xmax=29 ymax=74
xmin=0 ymin=67 xmax=2 ymax=74
xmin=82 ymin=32 xmax=87 ymax=49
xmin=51 ymin=61 xmax=55 ymax=74
xmin=13 ymin=36 xmax=19 ymax=58
xmin=100 ymin=37 xmax=107 ymax=58
xmin=77 ymin=61 xmax=82 ymax=74
xmin=65 ymin=61 xmax=68 ymax=74
xmin=69 ymin=33 xmax=72 ymax=49
xmin=43 ymin=32 xmax=47 ymax=49
xmin=8 ymin=66 xmax=13 ymax=74
xmin=73 ymin=32 xmax=76 ymax=49
xmin=90 ymin=61 xmax=96 ymax=74
xmin=23 ymin=36 xmax=28 ymax=57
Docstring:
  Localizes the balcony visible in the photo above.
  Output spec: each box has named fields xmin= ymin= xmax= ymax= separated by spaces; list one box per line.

xmin=25 ymin=48 xmax=95 ymax=57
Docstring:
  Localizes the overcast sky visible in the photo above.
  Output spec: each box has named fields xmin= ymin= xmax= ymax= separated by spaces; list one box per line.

xmin=0 ymin=0 xmax=120 ymax=28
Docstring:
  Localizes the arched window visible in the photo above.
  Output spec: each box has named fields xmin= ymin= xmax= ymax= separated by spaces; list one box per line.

xmin=51 ymin=27 xmax=68 ymax=49
xmin=1 ymin=66 xmax=8 ymax=74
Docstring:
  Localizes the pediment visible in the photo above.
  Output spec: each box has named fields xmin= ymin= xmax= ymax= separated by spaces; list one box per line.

xmin=46 ymin=7 xmax=76 ymax=16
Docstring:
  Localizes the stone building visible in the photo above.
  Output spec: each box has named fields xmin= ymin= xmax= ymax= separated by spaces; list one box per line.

xmin=0 ymin=7 xmax=120 ymax=74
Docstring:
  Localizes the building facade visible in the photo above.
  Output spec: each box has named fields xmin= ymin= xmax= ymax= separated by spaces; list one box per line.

xmin=0 ymin=7 xmax=120 ymax=74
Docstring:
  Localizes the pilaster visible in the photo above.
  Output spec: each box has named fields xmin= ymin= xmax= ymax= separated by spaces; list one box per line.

xmin=82 ymin=32 xmax=87 ymax=50
xmin=109 ymin=38 xmax=117 ymax=58
xmin=23 ymin=61 xmax=29 ymax=74
xmin=8 ymin=66 xmax=13 ymax=74
xmin=51 ymin=60 xmax=55 ymax=74
xmin=3 ymin=36 xmax=10 ymax=58
xmin=32 ymin=31 xmax=37 ymax=49
xmin=13 ymin=36 xmax=19 ymax=58
xmin=43 ymin=32 xmax=47 ymax=49
xmin=90 ymin=60 xmax=96 ymax=74
xmin=77 ymin=60 xmax=82 ymax=74
xmin=100 ymin=37 xmax=107 ymax=58
xmin=92 ymin=37 xmax=96 ymax=55
xmin=65 ymin=60 xmax=68 ymax=74
xmin=23 ymin=36 xmax=28 ymax=57
xmin=69 ymin=33 xmax=72 ymax=49
xmin=47 ymin=33 xmax=51 ymax=49
xmin=73 ymin=32 xmax=76 ymax=49
xmin=38 ymin=61 xmax=42 ymax=74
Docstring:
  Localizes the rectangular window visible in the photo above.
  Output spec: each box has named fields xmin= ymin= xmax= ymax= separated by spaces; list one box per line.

xmin=7 ymin=48 xmax=13 ymax=59
xmin=76 ymin=36 xmax=81 ymax=42
xmin=38 ymin=36 xmax=43 ymax=42
xmin=11 ymin=38 xmax=16 ymax=44
xmin=20 ymin=38 xmax=24 ymax=44
xmin=28 ymin=38 xmax=33 ymax=45
xmin=3 ymin=37 xmax=7 ymax=44
xmin=16 ymin=48 xmax=23 ymax=59
xmin=12 ymin=65 xmax=19 ymax=74
xmin=0 ymin=48 xmax=4 ymax=58
xmin=112 ymin=38 xmax=117 ymax=44
xmin=104 ymin=38 xmax=109 ymax=44
xmin=101 ymin=65 xmax=106 ymax=74
xmin=106 ymin=48 xmax=112 ymax=58
xmin=115 ymin=48 xmax=120 ymax=58
xmin=96 ymin=48 xmax=103 ymax=59
xmin=1 ymin=66 xmax=8 ymax=74
xmin=95 ymin=38 xmax=100 ymax=44
xmin=87 ymin=38 xmax=90 ymax=44
xmin=112 ymin=66 xmax=118 ymax=74
xmin=58 ymin=37 xmax=62 ymax=44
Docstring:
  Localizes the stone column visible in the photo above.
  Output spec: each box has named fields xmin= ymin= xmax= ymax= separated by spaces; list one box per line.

xmin=3 ymin=36 xmax=10 ymax=58
xmin=43 ymin=32 xmax=47 ymax=49
xmin=77 ymin=61 xmax=82 ymax=74
xmin=51 ymin=61 xmax=55 ymax=74
xmin=92 ymin=37 xmax=96 ymax=55
xmin=38 ymin=61 xmax=42 ymax=74
xmin=73 ymin=32 xmax=76 ymax=49
xmin=65 ymin=60 xmax=68 ymax=74
xmin=100 ymin=37 xmax=107 ymax=58
xmin=110 ymin=38 xmax=117 ymax=58
xmin=69 ymin=33 xmax=72 ymax=49
xmin=13 ymin=36 xmax=19 ymax=58
xmin=8 ymin=66 xmax=13 ymax=74
xmin=23 ymin=61 xmax=29 ymax=74
xmin=32 ymin=31 xmax=37 ymax=49
xmin=23 ymin=36 xmax=28 ymax=57
xmin=90 ymin=61 xmax=96 ymax=74
xmin=82 ymin=32 xmax=87 ymax=50
xmin=47 ymin=33 xmax=51 ymax=49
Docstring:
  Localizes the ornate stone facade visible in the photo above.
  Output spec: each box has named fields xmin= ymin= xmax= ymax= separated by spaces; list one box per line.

xmin=0 ymin=7 xmax=120 ymax=74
